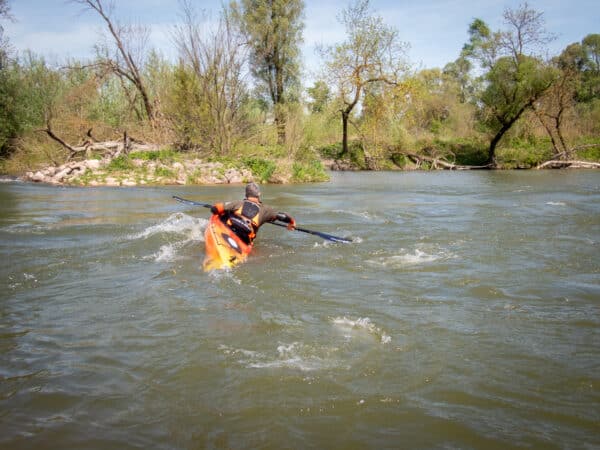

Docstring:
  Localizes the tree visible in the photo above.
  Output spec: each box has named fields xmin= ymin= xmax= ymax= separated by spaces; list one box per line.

xmin=231 ymin=0 xmax=304 ymax=145
xmin=462 ymin=3 xmax=556 ymax=165
xmin=443 ymin=55 xmax=474 ymax=103
xmin=579 ymin=34 xmax=600 ymax=101
xmin=73 ymin=0 xmax=156 ymax=125
xmin=306 ymin=80 xmax=330 ymax=113
xmin=0 ymin=0 xmax=13 ymax=67
xmin=319 ymin=0 xmax=408 ymax=160
xmin=173 ymin=1 xmax=249 ymax=154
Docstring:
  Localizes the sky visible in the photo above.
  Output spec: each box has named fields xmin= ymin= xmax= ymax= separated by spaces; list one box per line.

xmin=3 ymin=0 xmax=599 ymax=83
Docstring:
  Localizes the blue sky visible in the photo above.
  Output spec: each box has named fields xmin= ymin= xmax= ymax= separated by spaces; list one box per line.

xmin=4 ymin=0 xmax=599 ymax=81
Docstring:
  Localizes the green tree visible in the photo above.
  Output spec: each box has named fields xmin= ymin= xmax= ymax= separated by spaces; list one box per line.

xmin=306 ymin=80 xmax=330 ymax=113
xmin=579 ymin=34 xmax=600 ymax=101
xmin=231 ymin=0 xmax=304 ymax=145
xmin=462 ymin=3 xmax=556 ymax=165
xmin=443 ymin=55 xmax=474 ymax=103
xmin=0 ymin=60 xmax=22 ymax=156
xmin=319 ymin=0 xmax=408 ymax=160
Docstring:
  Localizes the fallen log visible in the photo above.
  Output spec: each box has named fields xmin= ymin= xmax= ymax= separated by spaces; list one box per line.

xmin=536 ymin=160 xmax=600 ymax=169
xmin=397 ymin=152 xmax=492 ymax=170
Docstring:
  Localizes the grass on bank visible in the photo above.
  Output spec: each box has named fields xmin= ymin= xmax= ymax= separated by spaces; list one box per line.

xmin=68 ymin=145 xmax=329 ymax=185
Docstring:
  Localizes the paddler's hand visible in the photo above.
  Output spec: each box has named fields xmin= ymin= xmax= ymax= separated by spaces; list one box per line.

xmin=287 ymin=217 xmax=296 ymax=231
xmin=210 ymin=203 xmax=225 ymax=215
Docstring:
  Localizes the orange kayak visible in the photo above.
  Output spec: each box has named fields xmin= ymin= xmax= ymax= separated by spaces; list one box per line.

xmin=203 ymin=214 xmax=253 ymax=271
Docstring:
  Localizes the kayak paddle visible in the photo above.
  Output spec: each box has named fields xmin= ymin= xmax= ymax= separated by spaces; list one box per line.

xmin=172 ymin=195 xmax=353 ymax=243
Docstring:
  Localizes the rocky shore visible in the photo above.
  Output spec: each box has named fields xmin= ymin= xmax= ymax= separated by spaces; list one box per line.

xmin=23 ymin=157 xmax=257 ymax=187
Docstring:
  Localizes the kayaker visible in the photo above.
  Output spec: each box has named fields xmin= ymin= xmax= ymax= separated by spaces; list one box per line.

xmin=210 ymin=182 xmax=296 ymax=244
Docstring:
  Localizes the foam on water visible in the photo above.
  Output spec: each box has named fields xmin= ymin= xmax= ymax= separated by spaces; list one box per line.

xmin=332 ymin=209 xmax=382 ymax=222
xmin=366 ymin=248 xmax=451 ymax=268
xmin=331 ymin=317 xmax=391 ymax=344
xmin=546 ymin=201 xmax=567 ymax=206
xmin=220 ymin=342 xmax=340 ymax=371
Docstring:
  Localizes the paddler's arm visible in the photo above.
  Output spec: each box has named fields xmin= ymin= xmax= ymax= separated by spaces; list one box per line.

xmin=211 ymin=201 xmax=240 ymax=215
xmin=275 ymin=212 xmax=296 ymax=230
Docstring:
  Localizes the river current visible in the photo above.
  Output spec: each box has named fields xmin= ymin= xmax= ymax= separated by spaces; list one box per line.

xmin=1 ymin=171 xmax=599 ymax=449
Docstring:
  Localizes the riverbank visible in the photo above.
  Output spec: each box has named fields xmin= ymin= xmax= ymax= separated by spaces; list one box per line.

xmin=22 ymin=157 xmax=256 ymax=187
xmin=14 ymin=155 xmax=600 ymax=187
xmin=16 ymin=148 xmax=329 ymax=187
xmin=6 ymin=139 xmax=600 ymax=187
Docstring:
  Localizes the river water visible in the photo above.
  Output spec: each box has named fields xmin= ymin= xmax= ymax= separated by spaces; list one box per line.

xmin=1 ymin=171 xmax=599 ymax=449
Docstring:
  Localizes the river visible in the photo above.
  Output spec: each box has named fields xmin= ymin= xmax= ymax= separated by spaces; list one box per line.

xmin=1 ymin=171 xmax=599 ymax=449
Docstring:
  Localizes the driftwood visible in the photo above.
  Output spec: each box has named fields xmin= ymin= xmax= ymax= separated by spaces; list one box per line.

xmin=39 ymin=125 xmax=156 ymax=162
xmin=536 ymin=160 xmax=600 ymax=169
xmin=394 ymin=152 xmax=492 ymax=170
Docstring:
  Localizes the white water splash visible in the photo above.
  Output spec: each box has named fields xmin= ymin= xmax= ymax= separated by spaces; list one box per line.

xmin=132 ymin=213 xmax=207 ymax=262
xmin=546 ymin=201 xmax=566 ymax=206
xmin=130 ymin=213 xmax=206 ymax=240
xmin=331 ymin=317 xmax=391 ymax=344
xmin=152 ymin=243 xmax=179 ymax=262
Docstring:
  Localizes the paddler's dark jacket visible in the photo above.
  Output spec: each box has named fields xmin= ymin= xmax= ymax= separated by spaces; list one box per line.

xmin=211 ymin=198 xmax=294 ymax=244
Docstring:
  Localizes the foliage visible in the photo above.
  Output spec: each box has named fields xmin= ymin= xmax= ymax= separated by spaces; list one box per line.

xmin=462 ymin=4 xmax=557 ymax=164
xmin=154 ymin=166 xmax=175 ymax=178
xmin=242 ymin=157 xmax=276 ymax=182
xmin=129 ymin=148 xmax=179 ymax=163
xmin=231 ymin=0 xmax=304 ymax=144
xmin=106 ymin=155 xmax=134 ymax=171
xmin=319 ymin=0 xmax=409 ymax=160
xmin=291 ymin=160 xmax=328 ymax=182
xmin=1 ymin=1 xmax=599 ymax=176
xmin=306 ymin=80 xmax=331 ymax=113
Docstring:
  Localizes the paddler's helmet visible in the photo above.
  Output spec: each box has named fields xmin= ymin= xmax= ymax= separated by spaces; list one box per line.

xmin=245 ymin=182 xmax=261 ymax=200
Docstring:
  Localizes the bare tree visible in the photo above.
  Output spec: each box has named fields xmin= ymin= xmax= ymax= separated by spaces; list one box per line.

xmin=173 ymin=1 xmax=249 ymax=154
xmin=72 ymin=0 xmax=155 ymax=125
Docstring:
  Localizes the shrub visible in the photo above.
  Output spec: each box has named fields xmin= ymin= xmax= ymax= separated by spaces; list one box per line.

xmin=291 ymin=160 xmax=329 ymax=182
xmin=242 ymin=157 xmax=276 ymax=182
xmin=155 ymin=166 xmax=175 ymax=178
xmin=106 ymin=155 xmax=134 ymax=171
xmin=130 ymin=147 xmax=178 ymax=163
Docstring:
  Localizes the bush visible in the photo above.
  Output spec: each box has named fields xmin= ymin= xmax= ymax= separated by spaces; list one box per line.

xmin=291 ymin=160 xmax=329 ymax=182
xmin=318 ymin=143 xmax=343 ymax=159
xmin=129 ymin=147 xmax=178 ymax=163
xmin=242 ymin=157 xmax=276 ymax=182
xmin=106 ymin=155 xmax=134 ymax=171
xmin=155 ymin=166 xmax=175 ymax=178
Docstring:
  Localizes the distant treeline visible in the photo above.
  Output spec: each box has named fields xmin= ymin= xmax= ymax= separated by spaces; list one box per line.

xmin=0 ymin=0 xmax=599 ymax=174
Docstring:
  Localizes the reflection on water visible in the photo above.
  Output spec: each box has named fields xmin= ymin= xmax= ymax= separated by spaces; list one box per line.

xmin=1 ymin=171 xmax=599 ymax=449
